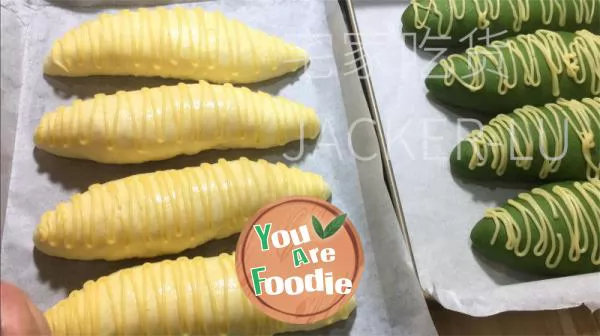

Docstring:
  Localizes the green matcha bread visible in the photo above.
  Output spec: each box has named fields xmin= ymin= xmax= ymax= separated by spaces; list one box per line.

xmin=471 ymin=180 xmax=600 ymax=276
xmin=402 ymin=0 xmax=600 ymax=48
xmin=451 ymin=97 xmax=600 ymax=182
xmin=426 ymin=30 xmax=600 ymax=115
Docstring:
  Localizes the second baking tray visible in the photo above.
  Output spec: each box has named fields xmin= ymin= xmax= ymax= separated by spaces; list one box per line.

xmin=351 ymin=0 xmax=600 ymax=317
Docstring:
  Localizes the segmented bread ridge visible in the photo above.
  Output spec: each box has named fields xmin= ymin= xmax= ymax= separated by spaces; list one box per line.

xmin=45 ymin=254 xmax=356 ymax=335
xmin=34 ymin=81 xmax=320 ymax=163
xmin=44 ymin=7 xmax=308 ymax=83
xmin=34 ymin=158 xmax=330 ymax=260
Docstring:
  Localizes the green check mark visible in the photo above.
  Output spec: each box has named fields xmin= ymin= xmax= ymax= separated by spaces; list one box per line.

xmin=311 ymin=214 xmax=347 ymax=239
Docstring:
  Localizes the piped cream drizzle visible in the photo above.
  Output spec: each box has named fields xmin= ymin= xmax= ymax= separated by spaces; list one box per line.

xmin=465 ymin=97 xmax=600 ymax=179
xmin=439 ymin=30 xmax=600 ymax=97
xmin=485 ymin=180 xmax=600 ymax=268
xmin=411 ymin=0 xmax=597 ymax=36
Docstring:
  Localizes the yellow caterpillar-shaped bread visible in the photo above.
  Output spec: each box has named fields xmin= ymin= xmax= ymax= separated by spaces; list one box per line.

xmin=33 ymin=158 xmax=330 ymax=260
xmin=34 ymin=81 xmax=320 ymax=164
xmin=44 ymin=7 xmax=309 ymax=83
xmin=45 ymin=254 xmax=357 ymax=335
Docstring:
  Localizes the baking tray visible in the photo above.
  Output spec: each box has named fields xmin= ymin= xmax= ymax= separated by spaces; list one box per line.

xmin=338 ymin=0 xmax=419 ymax=279
xmin=0 ymin=0 xmax=437 ymax=334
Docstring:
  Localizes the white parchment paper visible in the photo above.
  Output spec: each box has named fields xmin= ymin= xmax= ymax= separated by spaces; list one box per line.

xmin=354 ymin=0 xmax=600 ymax=317
xmin=0 ymin=0 xmax=436 ymax=334
xmin=0 ymin=0 xmax=26 ymax=236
